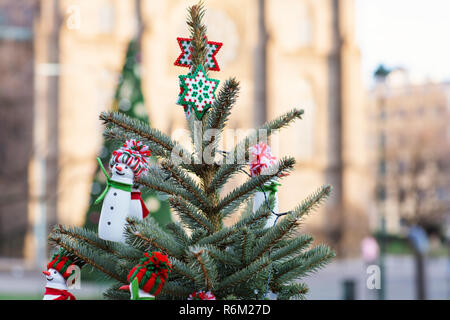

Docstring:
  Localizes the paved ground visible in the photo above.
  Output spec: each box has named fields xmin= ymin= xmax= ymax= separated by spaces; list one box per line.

xmin=304 ymin=255 xmax=450 ymax=299
xmin=0 ymin=255 xmax=449 ymax=299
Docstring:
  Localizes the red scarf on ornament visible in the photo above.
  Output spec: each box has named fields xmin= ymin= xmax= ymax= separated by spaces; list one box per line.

xmin=44 ymin=287 xmax=76 ymax=300
xmin=131 ymin=192 xmax=150 ymax=218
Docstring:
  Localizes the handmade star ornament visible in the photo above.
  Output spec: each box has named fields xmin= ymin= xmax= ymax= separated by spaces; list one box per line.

xmin=178 ymin=65 xmax=219 ymax=120
xmin=174 ymin=37 xmax=223 ymax=71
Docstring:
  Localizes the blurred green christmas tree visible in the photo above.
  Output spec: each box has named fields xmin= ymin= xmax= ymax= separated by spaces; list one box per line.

xmin=84 ymin=39 xmax=173 ymax=231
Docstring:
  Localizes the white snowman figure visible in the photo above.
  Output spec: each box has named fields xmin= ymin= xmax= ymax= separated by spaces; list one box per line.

xmin=42 ymin=250 xmax=79 ymax=300
xmin=249 ymin=142 xmax=279 ymax=228
xmin=95 ymin=139 xmax=151 ymax=243
xmin=253 ymin=181 xmax=280 ymax=228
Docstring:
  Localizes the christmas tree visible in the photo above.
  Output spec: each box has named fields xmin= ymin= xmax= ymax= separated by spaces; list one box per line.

xmin=48 ymin=3 xmax=334 ymax=300
xmin=84 ymin=39 xmax=172 ymax=231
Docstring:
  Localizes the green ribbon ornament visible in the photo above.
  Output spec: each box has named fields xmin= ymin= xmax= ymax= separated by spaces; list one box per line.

xmin=263 ymin=181 xmax=281 ymax=201
xmin=94 ymin=157 xmax=132 ymax=205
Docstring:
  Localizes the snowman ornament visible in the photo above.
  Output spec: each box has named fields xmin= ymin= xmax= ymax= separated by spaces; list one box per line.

xmin=42 ymin=250 xmax=81 ymax=300
xmin=43 ymin=268 xmax=75 ymax=300
xmin=95 ymin=139 xmax=151 ymax=243
xmin=249 ymin=142 xmax=279 ymax=228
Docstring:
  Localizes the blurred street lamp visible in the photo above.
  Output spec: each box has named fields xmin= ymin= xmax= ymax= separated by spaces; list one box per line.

xmin=374 ymin=65 xmax=390 ymax=299
xmin=444 ymin=216 xmax=450 ymax=299
xmin=407 ymin=225 xmax=429 ymax=300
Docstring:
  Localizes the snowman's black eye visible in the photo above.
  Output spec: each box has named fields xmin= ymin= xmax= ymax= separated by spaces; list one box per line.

xmin=53 ymin=271 xmax=57 ymax=274
xmin=125 ymin=166 xmax=128 ymax=169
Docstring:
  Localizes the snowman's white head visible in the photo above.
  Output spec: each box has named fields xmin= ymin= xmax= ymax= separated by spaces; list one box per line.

xmin=43 ymin=268 xmax=67 ymax=289
xmin=110 ymin=162 xmax=134 ymax=184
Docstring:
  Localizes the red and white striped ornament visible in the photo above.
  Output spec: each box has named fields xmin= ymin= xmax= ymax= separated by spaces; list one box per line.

xmin=249 ymin=142 xmax=277 ymax=177
xmin=109 ymin=139 xmax=151 ymax=177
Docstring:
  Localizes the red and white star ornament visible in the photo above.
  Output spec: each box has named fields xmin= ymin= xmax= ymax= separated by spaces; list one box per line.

xmin=174 ymin=37 xmax=223 ymax=71
xmin=178 ymin=65 xmax=220 ymax=120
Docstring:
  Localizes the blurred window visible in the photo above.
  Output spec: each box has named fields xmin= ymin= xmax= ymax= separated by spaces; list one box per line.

xmin=434 ymin=105 xmax=444 ymax=117
xmin=268 ymin=0 xmax=314 ymax=51
xmin=398 ymin=188 xmax=406 ymax=202
xmin=377 ymin=185 xmax=386 ymax=201
xmin=379 ymin=159 xmax=386 ymax=175
xmin=416 ymin=159 xmax=426 ymax=173
xmin=378 ymin=133 xmax=386 ymax=148
xmin=99 ymin=4 xmax=115 ymax=33
xmin=436 ymin=187 xmax=447 ymax=201
xmin=398 ymin=160 xmax=407 ymax=174
xmin=417 ymin=189 xmax=426 ymax=202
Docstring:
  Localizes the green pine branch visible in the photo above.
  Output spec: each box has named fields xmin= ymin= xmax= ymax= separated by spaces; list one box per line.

xmin=196 ymin=226 xmax=236 ymax=246
xmin=100 ymin=112 xmax=196 ymax=171
xmin=170 ymin=257 xmax=198 ymax=283
xmin=209 ymin=108 xmax=304 ymax=191
xmin=51 ymin=224 xmax=142 ymax=260
xmin=161 ymin=160 xmax=211 ymax=211
xmin=233 ymin=198 xmax=273 ymax=230
xmin=159 ymin=280 xmax=195 ymax=299
xmin=250 ymin=185 xmax=332 ymax=262
xmin=48 ymin=234 xmax=128 ymax=284
xmin=277 ymin=283 xmax=309 ymax=300
xmin=187 ymin=247 xmax=218 ymax=291
xmin=216 ymin=256 xmax=271 ymax=292
xmin=165 ymin=222 xmax=191 ymax=247
xmin=273 ymin=245 xmax=335 ymax=285
xmin=206 ymin=245 xmax=241 ymax=266
xmin=103 ymin=283 xmax=130 ymax=300
xmin=270 ymin=234 xmax=313 ymax=261
xmin=125 ymin=217 xmax=185 ymax=259
xmin=204 ymin=78 xmax=240 ymax=152
xmin=168 ymin=196 xmax=215 ymax=233
xmin=187 ymin=1 xmax=208 ymax=72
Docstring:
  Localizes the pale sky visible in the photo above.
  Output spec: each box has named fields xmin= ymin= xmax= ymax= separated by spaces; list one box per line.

xmin=355 ymin=0 xmax=450 ymax=88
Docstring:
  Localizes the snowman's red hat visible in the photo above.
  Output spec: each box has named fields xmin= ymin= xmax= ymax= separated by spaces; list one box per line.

xmin=46 ymin=249 xmax=77 ymax=279
xmin=110 ymin=139 xmax=151 ymax=177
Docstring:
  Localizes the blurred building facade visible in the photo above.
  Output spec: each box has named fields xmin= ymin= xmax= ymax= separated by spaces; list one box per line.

xmin=0 ymin=0 xmax=369 ymax=264
xmin=0 ymin=0 xmax=37 ymax=257
xmin=368 ymin=67 xmax=450 ymax=235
